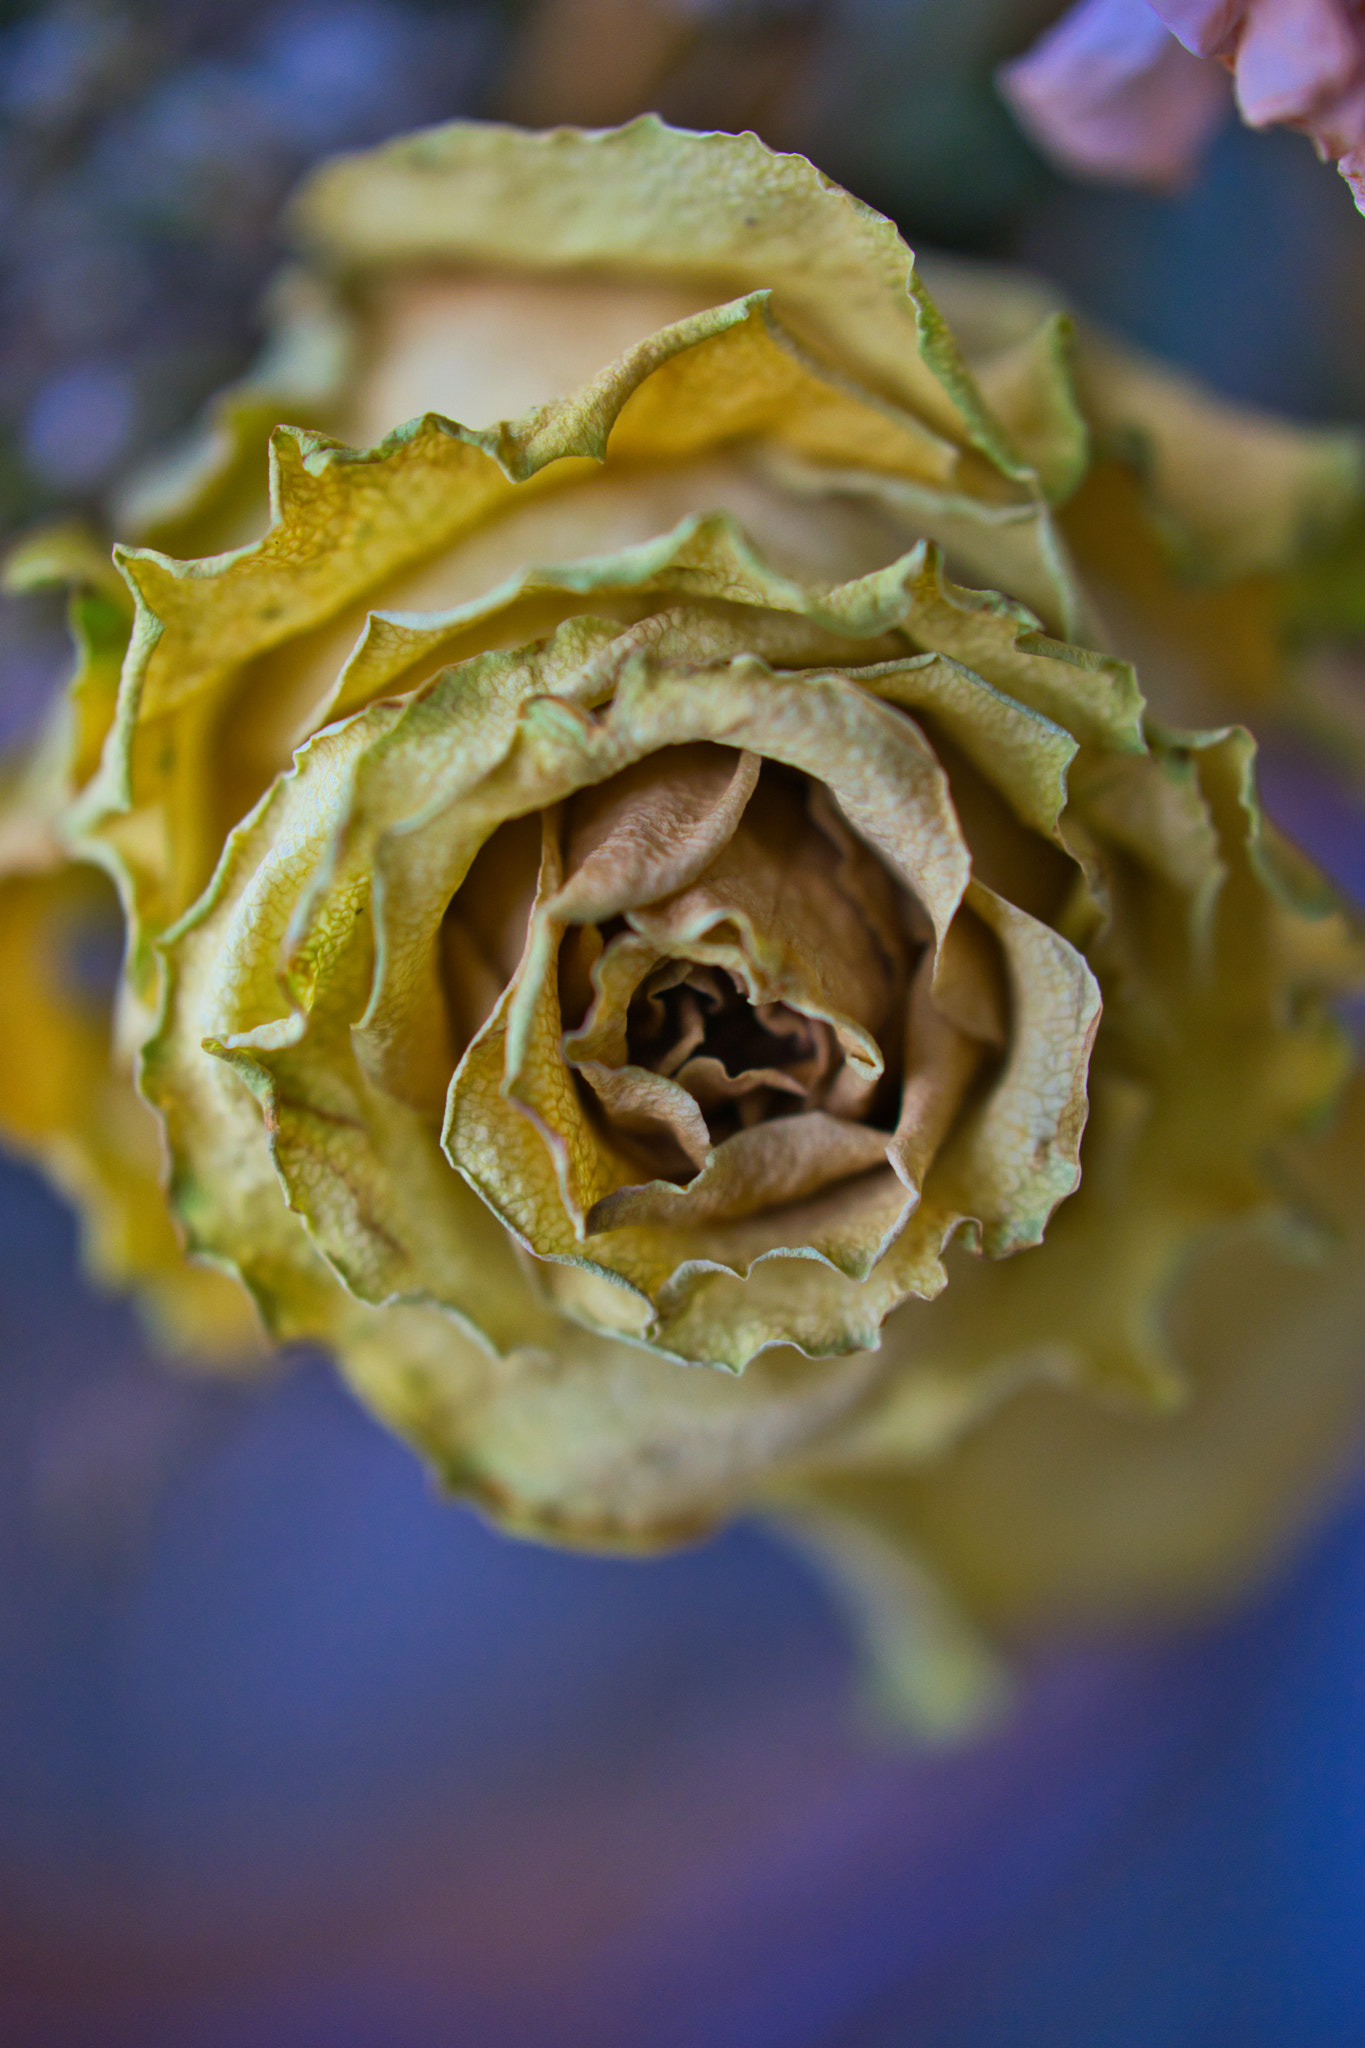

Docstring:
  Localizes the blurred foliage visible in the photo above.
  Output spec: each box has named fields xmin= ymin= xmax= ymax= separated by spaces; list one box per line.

xmin=0 ymin=0 xmax=502 ymax=527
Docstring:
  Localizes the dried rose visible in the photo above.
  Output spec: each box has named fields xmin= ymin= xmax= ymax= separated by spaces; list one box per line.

xmin=5 ymin=121 xmax=1365 ymax=1714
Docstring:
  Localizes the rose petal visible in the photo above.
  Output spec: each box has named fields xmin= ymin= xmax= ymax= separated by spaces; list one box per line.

xmin=999 ymin=0 xmax=1232 ymax=187
xmin=1150 ymin=0 xmax=1244 ymax=57
xmin=1231 ymin=0 xmax=1364 ymax=130
xmin=289 ymin=117 xmax=1025 ymax=477
xmin=554 ymin=742 xmax=760 ymax=924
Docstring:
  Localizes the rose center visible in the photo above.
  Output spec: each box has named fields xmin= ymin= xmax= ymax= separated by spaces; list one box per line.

xmin=636 ymin=968 xmax=819 ymax=1081
xmin=625 ymin=960 xmax=835 ymax=1140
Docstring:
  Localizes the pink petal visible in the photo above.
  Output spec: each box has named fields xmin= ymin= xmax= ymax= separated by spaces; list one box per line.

xmin=1148 ymin=0 xmax=1246 ymax=58
xmin=1232 ymin=0 xmax=1365 ymax=128
xmin=1305 ymin=74 xmax=1365 ymax=211
xmin=999 ymin=0 xmax=1232 ymax=184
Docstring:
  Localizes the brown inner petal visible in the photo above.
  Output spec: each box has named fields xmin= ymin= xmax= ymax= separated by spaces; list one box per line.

xmin=619 ymin=765 xmax=911 ymax=1106
xmin=440 ymin=811 xmax=543 ymax=1055
xmin=629 ymin=963 xmax=834 ymax=1137
xmin=548 ymin=757 xmax=927 ymax=1191
xmin=439 ymin=739 xmax=998 ymax=1235
xmin=556 ymin=742 xmax=762 ymax=923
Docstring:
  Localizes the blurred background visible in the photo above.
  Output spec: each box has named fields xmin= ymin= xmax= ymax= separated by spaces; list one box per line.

xmin=4 ymin=3 xmax=1365 ymax=2043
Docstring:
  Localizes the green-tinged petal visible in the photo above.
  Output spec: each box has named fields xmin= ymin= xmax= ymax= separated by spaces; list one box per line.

xmin=779 ymin=729 xmax=1365 ymax=1450
xmin=114 ymin=296 xmax=961 ymax=732
xmin=0 ymin=549 xmax=260 ymax=1358
xmin=764 ymin=454 xmax=1090 ymax=640
xmin=1071 ymin=329 xmax=1364 ymax=585
xmin=923 ymin=250 xmax=1364 ymax=584
xmin=141 ymin=709 xmax=408 ymax=1339
xmin=289 ymin=115 xmax=1037 ymax=483
xmin=926 ymin=250 xmax=1365 ymax=772
xmin=324 ymin=513 xmax=1141 ymax=754
xmin=936 ymin=881 xmax=1100 ymax=1256
xmin=782 ymin=1068 xmax=1365 ymax=1632
xmin=0 ymin=832 xmax=261 ymax=1358
xmin=335 ymin=1294 xmax=890 ymax=1546
xmin=84 ymin=288 xmax=1031 ymax=976
xmin=770 ymin=1501 xmax=1012 ymax=1739
xmin=915 ymin=256 xmax=1089 ymax=506
xmin=4 ymin=522 xmax=133 ymax=796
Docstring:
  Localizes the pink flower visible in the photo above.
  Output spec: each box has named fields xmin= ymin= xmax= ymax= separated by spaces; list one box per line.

xmin=1000 ymin=0 xmax=1365 ymax=211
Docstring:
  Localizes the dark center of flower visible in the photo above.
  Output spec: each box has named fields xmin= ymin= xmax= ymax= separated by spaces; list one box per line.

xmin=625 ymin=961 xmax=836 ymax=1141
